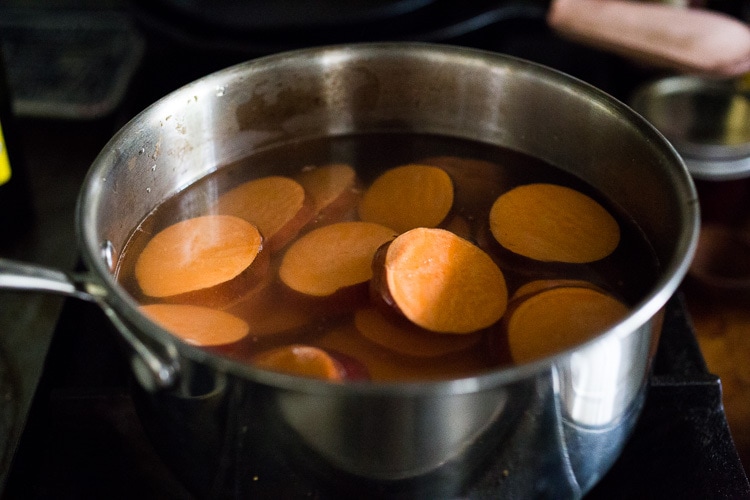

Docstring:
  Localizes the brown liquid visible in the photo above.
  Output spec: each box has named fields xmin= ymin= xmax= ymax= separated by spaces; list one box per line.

xmin=116 ymin=133 xmax=659 ymax=381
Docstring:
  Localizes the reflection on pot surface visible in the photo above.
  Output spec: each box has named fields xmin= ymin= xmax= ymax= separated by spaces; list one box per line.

xmin=133 ymin=321 xmax=658 ymax=498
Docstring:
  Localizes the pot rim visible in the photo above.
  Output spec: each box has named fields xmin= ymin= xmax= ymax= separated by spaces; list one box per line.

xmin=76 ymin=42 xmax=700 ymax=396
xmin=631 ymin=75 xmax=750 ymax=181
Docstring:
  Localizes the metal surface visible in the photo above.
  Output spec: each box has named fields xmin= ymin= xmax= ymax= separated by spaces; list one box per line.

xmin=1 ymin=44 xmax=699 ymax=497
xmin=631 ymin=75 xmax=750 ymax=181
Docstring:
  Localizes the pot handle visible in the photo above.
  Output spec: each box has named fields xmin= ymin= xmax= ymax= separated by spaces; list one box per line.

xmin=0 ymin=257 xmax=179 ymax=390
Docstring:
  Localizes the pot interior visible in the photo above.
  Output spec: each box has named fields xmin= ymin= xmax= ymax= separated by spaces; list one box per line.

xmin=78 ymin=42 xmax=698 ymax=384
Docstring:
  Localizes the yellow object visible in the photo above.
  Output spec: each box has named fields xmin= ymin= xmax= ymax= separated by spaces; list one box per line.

xmin=738 ymin=72 xmax=750 ymax=92
xmin=0 ymin=119 xmax=11 ymax=185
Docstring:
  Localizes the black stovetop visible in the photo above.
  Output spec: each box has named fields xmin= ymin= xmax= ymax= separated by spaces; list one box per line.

xmin=1 ymin=1 xmax=749 ymax=498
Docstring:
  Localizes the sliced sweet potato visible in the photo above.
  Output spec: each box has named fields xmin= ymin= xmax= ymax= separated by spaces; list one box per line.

xmin=441 ymin=214 xmax=473 ymax=241
xmin=354 ymin=307 xmax=481 ymax=357
xmin=252 ymin=344 xmax=344 ymax=381
xmin=279 ymin=221 xmax=397 ymax=297
xmin=318 ymin=324 xmax=490 ymax=382
xmin=223 ymin=282 xmax=318 ymax=338
xmin=375 ymin=227 xmax=508 ymax=334
xmin=505 ymin=286 xmax=629 ymax=363
xmin=420 ymin=155 xmax=508 ymax=215
xmin=295 ymin=163 xmax=360 ymax=223
xmin=489 ymin=183 xmax=620 ymax=263
xmin=141 ymin=303 xmax=250 ymax=346
xmin=358 ymin=164 xmax=454 ymax=233
xmin=134 ymin=215 xmax=267 ymax=306
xmin=216 ymin=175 xmax=314 ymax=252
xmin=511 ymin=279 xmax=603 ymax=302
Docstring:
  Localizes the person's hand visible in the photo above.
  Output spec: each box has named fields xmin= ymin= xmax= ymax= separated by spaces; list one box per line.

xmin=548 ymin=0 xmax=750 ymax=77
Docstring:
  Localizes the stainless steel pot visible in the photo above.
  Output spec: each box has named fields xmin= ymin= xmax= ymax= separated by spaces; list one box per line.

xmin=0 ymin=43 xmax=698 ymax=498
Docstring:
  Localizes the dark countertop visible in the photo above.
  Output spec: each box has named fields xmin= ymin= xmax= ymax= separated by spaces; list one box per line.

xmin=0 ymin=118 xmax=121 ymax=492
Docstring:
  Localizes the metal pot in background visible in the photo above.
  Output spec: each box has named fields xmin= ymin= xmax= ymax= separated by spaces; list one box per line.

xmin=631 ymin=75 xmax=750 ymax=183
xmin=0 ymin=43 xmax=698 ymax=498
xmin=631 ymin=75 xmax=750 ymax=295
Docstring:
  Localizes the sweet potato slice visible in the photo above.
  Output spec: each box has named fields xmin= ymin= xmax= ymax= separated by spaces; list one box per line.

xmin=216 ymin=175 xmax=314 ymax=252
xmin=295 ymin=163 xmax=360 ymax=222
xmin=141 ymin=303 xmax=250 ymax=346
xmin=505 ymin=286 xmax=629 ymax=363
xmin=489 ymin=183 xmax=620 ymax=263
xmin=134 ymin=215 xmax=266 ymax=305
xmin=252 ymin=344 xmax=344 ymax=381
xmin=442 ymin=214 xmax=473 ymax=241
xmin=223 ymin=282 xmax=318 ymax=338
xmin=279 ymin=221 xmax=397 ymax=297
xmin=318 ymin=323 xmax=490 ymax=381
xmin=420 ymin=156 xmax=508 ymax=215
xmin=376 ymin=227 xmax=508 ymax=334
xmin=511 ymin=279 xmax=603 ymax=302
xmin=358 ymin=164 xmax=454 ymax=233
xmin=354 ymin=307 xmax=481 ymax=357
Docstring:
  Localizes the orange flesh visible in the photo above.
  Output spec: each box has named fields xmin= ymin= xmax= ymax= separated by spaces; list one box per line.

xmin=442 ymin=214 xmax=473 ymax=241
xmin=252 ymin=345 xmax=343 ymax=381
xmin=420 ymin=155 xmax=507 ymax=214
xmin=279 ymin=221 xmax=397 ymax=297
xmin=223 ymin=283 xmax=316 ymax=337
xmin=358 ymin=164 xmax=454 ymax=233
xmin=489 ymin=183 xmax=621 ymax=263
xmin=506 ymin=286 xmax=629 ymax=363
xmin=216 ymin=175 xmax=313 ymax=252
xmin=296 ymin=163 xmax=358 ymax=213
xmin=383 ymin=227 xmax=508 ymax=334
xmin=141 ymin=303 xmax=250 ymax=346
xmin=134 ymin=215 xmax=263 ymax=298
